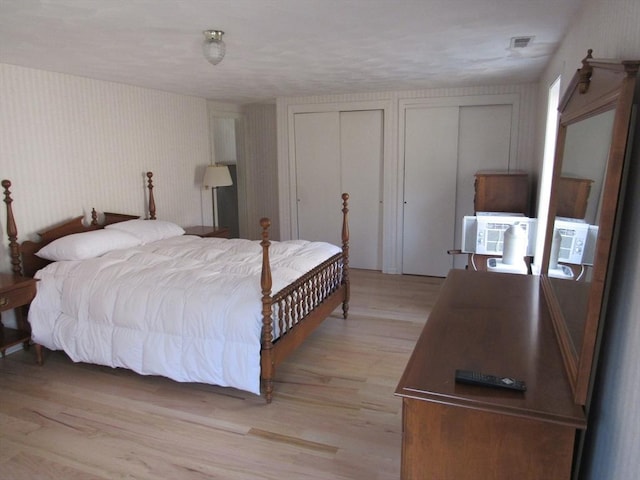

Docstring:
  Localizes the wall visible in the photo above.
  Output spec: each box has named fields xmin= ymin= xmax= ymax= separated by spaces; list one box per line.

xmin=243 ymin=103 xmax=279 ymax=240
xmin=534 ymin=0 xmax=640 ymax=478
xmin=1 ymin=63 xmax=211 ymax=274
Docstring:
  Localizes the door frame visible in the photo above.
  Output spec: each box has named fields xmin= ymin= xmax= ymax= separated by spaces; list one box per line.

xmin=397 ymin=94 xmax=520 ymax=273
xmin=208 ymin=108 xmax=247 ymax=238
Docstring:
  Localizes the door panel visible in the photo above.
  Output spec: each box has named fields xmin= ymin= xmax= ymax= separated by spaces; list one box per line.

xmin=217 ymin=165 xmax=239 ymax=237
xmin=402 ymin=107 xmax=459 ymax=276
xmin=340 ymin=110 xmax=383 ymax=270
xmin=294 ymin=112 xmax=342 ymax=244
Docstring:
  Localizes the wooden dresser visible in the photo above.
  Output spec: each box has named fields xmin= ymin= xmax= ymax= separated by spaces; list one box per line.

xmin=474 ymin=171 xmax=529 ymax=215
xmin=395 ymin=270 xmax=585 ymax=479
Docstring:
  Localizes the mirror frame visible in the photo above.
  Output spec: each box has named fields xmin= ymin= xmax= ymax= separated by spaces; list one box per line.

xmin=540 ymin=50 xmax=639 ymax=405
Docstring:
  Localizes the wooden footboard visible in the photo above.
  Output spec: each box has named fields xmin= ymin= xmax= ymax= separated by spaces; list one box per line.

xmin=260 ymin=193 xmax=350 ymax=403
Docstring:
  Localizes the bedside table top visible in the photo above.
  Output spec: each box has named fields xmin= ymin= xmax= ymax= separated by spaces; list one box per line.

xmin=0 ymin=273 xmax=37 ymax=293
xmin=183 ymin=226 xmax=230 ymax=238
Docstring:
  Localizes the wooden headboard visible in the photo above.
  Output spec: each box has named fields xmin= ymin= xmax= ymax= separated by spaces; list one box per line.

xmin=3 ymin=171 xmax=157 ymax=278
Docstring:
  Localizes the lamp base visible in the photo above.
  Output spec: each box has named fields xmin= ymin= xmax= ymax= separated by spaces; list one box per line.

xmin=548 ymin=265 xmax=575 ymax=279
xmin=486 ymin=257 xmax=528 ymax=275
xmin=212 ymin=186 xmax=219 ymax=229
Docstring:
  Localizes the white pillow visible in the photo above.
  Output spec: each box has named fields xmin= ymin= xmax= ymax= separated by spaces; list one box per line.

xmin=105 ymin=219 xmax=185 ymax=244
xmin=36 ymin=229 xmax=142 ymax=261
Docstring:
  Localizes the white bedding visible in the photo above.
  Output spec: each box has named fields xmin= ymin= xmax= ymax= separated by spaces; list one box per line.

xmin=28 ymin=235 xmax=340 ymax=395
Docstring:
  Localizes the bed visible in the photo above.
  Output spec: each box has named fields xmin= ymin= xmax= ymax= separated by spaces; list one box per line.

xmin=2 ymin=173 xmax=350 ymax=402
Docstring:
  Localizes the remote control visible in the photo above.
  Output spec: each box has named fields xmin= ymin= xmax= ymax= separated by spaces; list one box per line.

xmin=455 ymin=369 xmax=527 ymax=392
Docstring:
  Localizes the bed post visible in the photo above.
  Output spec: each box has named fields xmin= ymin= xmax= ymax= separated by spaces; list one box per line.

xmin=341 ymin=193 xmax=350 ymax=319
xmin=2 ymin=180 xmax=22 ymax=276
xmin=259 ymin=217 xmax=275 ymax=403
xmin=146 ymin=172 xmax=156 ymax=220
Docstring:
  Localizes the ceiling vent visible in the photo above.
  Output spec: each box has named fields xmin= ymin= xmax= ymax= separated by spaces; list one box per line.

xmin=510 ymin=36 xmax=534 ymax=49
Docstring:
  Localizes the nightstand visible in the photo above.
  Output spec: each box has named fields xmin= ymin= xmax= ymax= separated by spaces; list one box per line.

xmin=184 ymin=226 xmax=230 ymax=239
xmin=0 ymin=273 xmax=37 ymax=357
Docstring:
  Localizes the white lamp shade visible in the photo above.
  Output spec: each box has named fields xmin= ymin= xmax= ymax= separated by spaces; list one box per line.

xmin=203 ymin=165 xmax=232 ymax=188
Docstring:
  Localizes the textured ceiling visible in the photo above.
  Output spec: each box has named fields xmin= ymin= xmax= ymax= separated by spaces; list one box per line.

xmin=0 ymin=0 xmax=582 ymax=104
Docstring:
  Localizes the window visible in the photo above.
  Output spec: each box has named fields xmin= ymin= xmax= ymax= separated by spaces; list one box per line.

xmin=533 ymin=75 xmax=561 ymax=271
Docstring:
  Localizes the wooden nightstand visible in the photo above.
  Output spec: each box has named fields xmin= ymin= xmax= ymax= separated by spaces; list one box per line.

xmin=0 ymin=273 xmax=37 ymax=356
xmin=184 ymin=226 xmax=230 ymax=239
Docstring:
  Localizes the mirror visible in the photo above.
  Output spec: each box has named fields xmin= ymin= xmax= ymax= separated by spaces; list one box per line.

xmin=541 ymin=51 xmax=639 ymax=405
xmin=547 ymin=110 xmax=615 ymax=352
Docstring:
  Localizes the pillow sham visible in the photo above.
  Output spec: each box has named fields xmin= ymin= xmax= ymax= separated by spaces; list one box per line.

xmin=105 ymin=219 xmax=185 ymax=244
xmin=36 ymin=229 xmax=142 ymax=261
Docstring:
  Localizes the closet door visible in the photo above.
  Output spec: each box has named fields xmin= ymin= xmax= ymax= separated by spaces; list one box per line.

xmin=402 ymin=107 xmax=459 ymax=276
xmin=294 ymin=110 xmax=383 ymax=270
xmin=402 ymin=103 xmax=515 ymax=275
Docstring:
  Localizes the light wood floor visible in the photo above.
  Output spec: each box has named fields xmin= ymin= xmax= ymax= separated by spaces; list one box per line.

xmin=0 ymin=269 xmax=442 ymax=480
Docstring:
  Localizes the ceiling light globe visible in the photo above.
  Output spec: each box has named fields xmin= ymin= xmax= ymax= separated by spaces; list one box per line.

xmin=202 ymin=30 xmax=226 ymax=65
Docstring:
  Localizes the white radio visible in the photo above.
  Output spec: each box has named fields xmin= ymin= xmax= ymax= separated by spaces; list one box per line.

xmin=461 ymin=213 xmax=537 ymax=256
xmin=552 ymin=217 xmax=599 ymax=266
xmin=460 ymin=213 xmax=537 ymax=275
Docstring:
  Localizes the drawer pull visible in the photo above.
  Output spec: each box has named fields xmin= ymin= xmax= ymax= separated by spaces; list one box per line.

xmin=0 ymin=297 xmax=8 ymax=307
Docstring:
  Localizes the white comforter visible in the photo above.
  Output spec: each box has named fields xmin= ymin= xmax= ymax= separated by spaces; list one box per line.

xmin=28 ymin=235 xmax=340 ymax=395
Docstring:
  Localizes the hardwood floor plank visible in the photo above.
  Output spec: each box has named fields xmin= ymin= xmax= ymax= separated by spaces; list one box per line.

xmin=0 ymin=269 xmax=442 ymax=479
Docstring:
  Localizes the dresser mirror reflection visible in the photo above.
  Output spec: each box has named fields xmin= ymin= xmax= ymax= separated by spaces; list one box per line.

xmin=540 ymin=51 xmax=639 ymax=405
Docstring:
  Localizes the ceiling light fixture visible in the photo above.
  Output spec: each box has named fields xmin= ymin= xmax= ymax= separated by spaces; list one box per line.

xmin=202 ymin=30 xmax=226 ymax=65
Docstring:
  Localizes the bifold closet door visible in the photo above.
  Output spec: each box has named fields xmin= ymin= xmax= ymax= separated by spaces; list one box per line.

xmin=294 ymin=110 xmax=383 ymax=270
xmin=402 ymin=107 xmax=459 ymax=277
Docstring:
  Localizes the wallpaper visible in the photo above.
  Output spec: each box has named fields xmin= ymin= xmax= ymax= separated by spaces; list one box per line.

xmin=1 ymin=63 xmax=211 ymax=275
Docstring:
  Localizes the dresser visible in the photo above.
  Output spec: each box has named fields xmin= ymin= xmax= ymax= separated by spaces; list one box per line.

xmin=395 ymin=270 xmax=585 ymax=479
xmin=556 ymin=176 xmax=593 ymax=219
xmin=462 ymin=171 xmax=531 ymax=272
xmin=474 ymin=171 xmax=529 ymax=215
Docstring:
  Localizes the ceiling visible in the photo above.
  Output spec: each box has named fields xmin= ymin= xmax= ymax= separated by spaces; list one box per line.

xmin=0 ymin=0 xmax=582 ymax=104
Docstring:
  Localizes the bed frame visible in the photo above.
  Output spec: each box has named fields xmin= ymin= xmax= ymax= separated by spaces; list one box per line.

xmin=2 ymin=172 xmax=350 ymax=403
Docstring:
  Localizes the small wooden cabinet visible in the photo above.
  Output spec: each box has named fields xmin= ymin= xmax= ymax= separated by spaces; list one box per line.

xmin=474 ymin=171 xmax=529 ymax=215
xmin=0 ymin=273 xmax=37 ymax=356
xmin=183 ymin=226 xmax=230 ymax=239
xmin=556 ymin=176 xmax=593 ymax=219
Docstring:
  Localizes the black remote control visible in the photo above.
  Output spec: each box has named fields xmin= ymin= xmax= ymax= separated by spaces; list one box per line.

xmin=455 ymin=369 xmax=526 ymax=392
